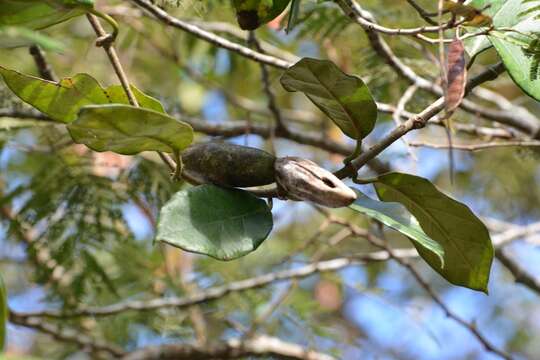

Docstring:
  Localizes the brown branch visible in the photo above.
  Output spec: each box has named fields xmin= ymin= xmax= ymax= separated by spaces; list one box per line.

xmin=122 ymin=335 xmax=335 ymax=360
xmin=328 ymin=216 xmax=513 ymax=360
xmin=496 ymin=248 xmax=540 ymax=295
xmin=86 ymin=14 xmax=139 ymax=107
xmin=17 ymin=251 xmax=419 ymax=320
xmin=336 ymin=0 xmax=540 ymax=138
xmin=129 ymin=0 xmax=290 ymax=69
xmin=28 ymin=45 xmax=57 ymax=81
xmin=408 ymin=140 xmax=540 ymax=151
xmin=10 ymin=310 xmax=124 ymax=357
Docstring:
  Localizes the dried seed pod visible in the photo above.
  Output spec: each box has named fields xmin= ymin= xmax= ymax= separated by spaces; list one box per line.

xmin=182 ymin=142 xmax=276 ymax=188
xmin=275 ymin=157 xmax=357 ymax=208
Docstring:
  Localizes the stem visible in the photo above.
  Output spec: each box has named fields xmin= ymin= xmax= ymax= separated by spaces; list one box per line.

xmin=88 ymin=9 xmax=119 ymax=43
xmin=86 ymin=14 xmax=139 ymax=107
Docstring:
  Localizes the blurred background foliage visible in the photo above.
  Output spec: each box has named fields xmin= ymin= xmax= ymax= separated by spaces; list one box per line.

xmin=1 ymin=0 xmax=540 ymax=359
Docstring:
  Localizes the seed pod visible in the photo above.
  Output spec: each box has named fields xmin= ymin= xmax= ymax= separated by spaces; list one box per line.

xmin=275 ymin=157 xmax=357 ymax=208
xmin=182 ymin=142 xmax=276 ymax=188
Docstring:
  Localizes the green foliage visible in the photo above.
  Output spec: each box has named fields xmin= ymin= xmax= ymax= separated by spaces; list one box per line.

xmin=350 ymin=191 xmax=445 ymax=267
xmin=280 ymin=57 xmax=377 ymax=141
xmin=68 ymin=104 xmax=193 ymax=154
xmin=0 ymin=68 xmax=109 ymax=123
xmin=0 ymin=0 xmax=93 ymax=30
xmin=374 ymin=173 xmax=494 ymax=292
xmin=466 ymin=0 xmax=540 ymax=100
xmin=0 ymin=26 xmax=65 ymax=51
xmin=156 ymin=184 xmax=273 ymax=260
xmin=0 ymin=68 xmax=165 ymax=123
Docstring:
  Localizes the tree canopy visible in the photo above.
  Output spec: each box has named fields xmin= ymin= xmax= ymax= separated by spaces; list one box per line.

xmin=1 ymin=0 xmax=540 ymax=359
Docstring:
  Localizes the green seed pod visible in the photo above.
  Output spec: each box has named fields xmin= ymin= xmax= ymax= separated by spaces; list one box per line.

xmin=182 ymin=142 xmax=276 ymax=188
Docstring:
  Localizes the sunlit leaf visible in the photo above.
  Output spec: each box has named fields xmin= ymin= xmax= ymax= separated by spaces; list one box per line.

xmin=156 ymin=184 xmax=273 ymax=260
xmin=0 ymin=68 xmax=109 ymax=123
xmin=0 ymin=26 xmax=65 ymax=51
xmin=0 ymin=0 xmax=94 ymax=30
xmin=465 ymin=0 xmax=540 ymax=100
xmin=0 ymin=67 xmax=166 ymax=122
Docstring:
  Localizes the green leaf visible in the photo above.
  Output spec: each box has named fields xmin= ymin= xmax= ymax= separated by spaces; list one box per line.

xmin=67 ymin=104 xmax=193 ymax=155
xmin=349 ymin=191 xmax=444 ymax=267
xmin=465 ymin=0 xmax=540 ymax=100
xmin=232 ymin=0 xmax=291 ymax=30
xmin=286 ymin=0 xmax=301 ymax=33
xmin=0 ymin=67 xmax=166 ymax=122
xmin=104 ymin=85 xmax=165 ymax=113
xmin=280 ymin=58 xmax=377 ymax=140
xmin=0 ymin=0 xmax=94 ymax=30
xmin=0 ymin=68 xmax=109 ymax=123
xmin=464 ymin=0 xmax=508 ymax=57
xmin=0 ymin=274 xmax=7 ymax=351
xmin=156 ymin=184 xmax=273 ymax=261
xmin=0 ymin=26 xmax=65 ymax=51
xmin=375 ymin=172 xmax=494 ymax=292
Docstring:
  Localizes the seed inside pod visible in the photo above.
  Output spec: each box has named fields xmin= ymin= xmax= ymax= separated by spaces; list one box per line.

xmin=275 ymin=157 xmax=357 ymax=208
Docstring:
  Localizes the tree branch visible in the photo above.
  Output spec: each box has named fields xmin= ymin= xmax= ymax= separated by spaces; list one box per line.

xmin=123 ymin=335 xmax=335 ymax=360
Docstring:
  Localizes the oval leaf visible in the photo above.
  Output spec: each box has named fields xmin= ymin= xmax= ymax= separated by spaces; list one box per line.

xmin=0 ymin=68 xmax=109 ymax=123
xmin=67 ymin=104 xmax=193 ymax=154
xmin=156 ymin=185 xmax=273 ymax=260
xmin=375 ymin=172 xmax=494 ymax=292
xmin=0 ymin=67 xmax=167 ymax=122
xmin=280 ymin=58 xmax=377 ymax=140
xmin=350 ymin=191 xmax=444 ymax=267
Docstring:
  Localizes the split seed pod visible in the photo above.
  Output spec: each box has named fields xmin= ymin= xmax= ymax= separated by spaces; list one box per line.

xmin=275 ymin=157 xmax=357 ymax=208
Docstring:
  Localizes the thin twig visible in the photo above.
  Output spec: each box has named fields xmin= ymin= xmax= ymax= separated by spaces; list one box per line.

xmin=86 ymin=14 xmax=139 ymax=107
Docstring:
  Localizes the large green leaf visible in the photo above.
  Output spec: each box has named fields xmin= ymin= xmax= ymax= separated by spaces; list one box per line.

xmin=0 ymin=67 xmax=166 ymax=122
xmin=0 ymin=68 xmax=109 ymax=123
xmin=0 ymin=0 xmax=93 ymax=30
xmin=465 ymin=0 xmax=540 ymax=100
xmin=350 ymin=192 xmax=445 ymax=267
xmin=156 ymin=184 xmax=273 ymax=260
xmin=280 ymin=58 xmax=377 ymax=140
xmin=0 ymin=26 xmax=65 ymax=51
xmin=375 ymin=173 xmax=493 ymax=292
xmin=67 ymin=104 xmax=193 ymax=155
xmin=0 ymin=274 xmax=7 ymax=351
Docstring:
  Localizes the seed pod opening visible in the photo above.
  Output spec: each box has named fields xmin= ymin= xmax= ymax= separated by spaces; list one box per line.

xmin=275 ymin=157 xmax=357 ymax=208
